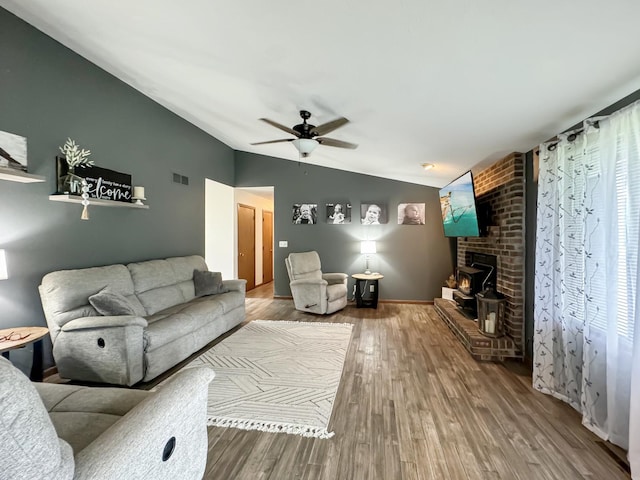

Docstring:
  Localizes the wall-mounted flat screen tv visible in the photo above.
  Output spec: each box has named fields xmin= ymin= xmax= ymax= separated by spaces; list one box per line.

xmin=438 ymin=171 xmax=481 ymax=237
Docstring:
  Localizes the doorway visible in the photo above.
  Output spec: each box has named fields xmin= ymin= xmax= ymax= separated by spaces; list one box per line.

xmin=237 ymin=203 xmax=256 ymax=291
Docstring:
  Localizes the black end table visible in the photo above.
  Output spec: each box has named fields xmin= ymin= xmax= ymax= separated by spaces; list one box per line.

xmin=352 ymin=273 xmax=384 ymax=308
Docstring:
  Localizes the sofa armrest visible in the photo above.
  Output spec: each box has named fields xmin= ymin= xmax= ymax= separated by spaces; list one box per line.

xmin=322 ymin=273 xmax=348 ymax=285
xmin=54 ymin=316 xmax=147 ymax=386
xmin=290 ymin=278 xmax=328 ymax=287
xmin=223 ymin=278 xmax=247 ymax=294
xmin=61 ymin=315 xmax=147 ymax=332
xmin=73 ymin=367 xmax=215 ymax=480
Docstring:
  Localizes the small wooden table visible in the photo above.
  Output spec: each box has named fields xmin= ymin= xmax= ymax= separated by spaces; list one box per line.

xmin=0 ymin=326 xmax=49 ymax=381
xmin=352 ymin=273 xmax=384 ymax=308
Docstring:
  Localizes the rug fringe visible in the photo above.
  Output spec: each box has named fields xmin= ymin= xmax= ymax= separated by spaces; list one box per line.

xmin=254 ymin=319 xmax=353 ymax=328
xmin=208 ymin=416 xmax=335 ymax=439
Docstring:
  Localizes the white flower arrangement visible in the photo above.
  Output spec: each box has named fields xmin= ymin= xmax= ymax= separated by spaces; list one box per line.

xmin=59 ymin=138 xmax=94 ymax=168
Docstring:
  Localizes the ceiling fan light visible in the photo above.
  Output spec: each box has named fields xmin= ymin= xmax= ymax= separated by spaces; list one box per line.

xmin=292 ymin=138 xmax=319 ymax=157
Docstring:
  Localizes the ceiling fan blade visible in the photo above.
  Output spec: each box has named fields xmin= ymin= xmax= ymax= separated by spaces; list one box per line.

xmin=250 ymin=138 xmax=294 ymax=145
xmin=316 ymin=137 xmax=358 ymax=149
xmin=259 ymin=118 xmax=300 ymax=136
xmin=310 ymin=117 xmax=349 ymax=137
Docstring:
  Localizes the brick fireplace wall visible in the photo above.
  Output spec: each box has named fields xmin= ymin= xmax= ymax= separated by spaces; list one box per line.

xmin=458 ymin=153 xmax=526 ymax=352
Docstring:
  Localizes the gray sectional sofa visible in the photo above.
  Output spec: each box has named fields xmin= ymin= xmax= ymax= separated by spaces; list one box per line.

xmin=39 ymin=255 xmax=246 ymax=386
xmin=0 ymin=356 xmax=214 ymax=480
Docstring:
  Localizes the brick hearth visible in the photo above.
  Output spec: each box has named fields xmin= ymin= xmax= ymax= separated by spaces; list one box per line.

xmin=437 ymin=153 xmax=525 ymax=360
xmin=434 ymin=298 xmax=520 ymax=361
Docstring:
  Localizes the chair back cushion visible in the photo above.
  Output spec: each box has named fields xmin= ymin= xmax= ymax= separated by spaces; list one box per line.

xmin=286 ymin=251 xmax=322 ymax=281
xmin=0 ymin=357 xmax=74 ymax=480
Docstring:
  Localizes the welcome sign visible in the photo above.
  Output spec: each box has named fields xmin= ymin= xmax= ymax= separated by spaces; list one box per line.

xmin=56 ymin=158 xmax=132 ymax=203
xmin=81 ymin=165 xmax=132 ymax=202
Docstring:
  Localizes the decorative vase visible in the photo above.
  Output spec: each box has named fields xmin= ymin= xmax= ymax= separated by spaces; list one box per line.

xmin=60 ymin=165 xmax=81 ymax=195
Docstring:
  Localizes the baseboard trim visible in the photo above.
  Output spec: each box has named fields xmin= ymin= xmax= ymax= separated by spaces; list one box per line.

xmin=595 ymin=441 xmax=630 ymax=476
xmin=44 ymin=365 xmax=58 ymax=379
xmin=380 ymin=299 xmax=434 ymax=305
xmin=272 ymin=295 xmax=433 ymax=305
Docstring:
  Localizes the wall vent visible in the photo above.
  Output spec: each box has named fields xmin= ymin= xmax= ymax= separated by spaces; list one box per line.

xmin=172 ymin=173 xmax=189 ymax=185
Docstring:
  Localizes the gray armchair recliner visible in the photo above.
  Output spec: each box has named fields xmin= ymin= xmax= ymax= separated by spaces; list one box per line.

xmin=285 ymin=251 xmax=348 ymax=314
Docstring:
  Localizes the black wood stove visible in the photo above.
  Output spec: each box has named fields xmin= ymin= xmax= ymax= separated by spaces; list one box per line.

xmin=453 ymin=252 xmax=497 ymax=316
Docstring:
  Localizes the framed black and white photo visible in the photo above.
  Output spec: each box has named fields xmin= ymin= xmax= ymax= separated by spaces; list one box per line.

xmin=292 ymin=203 xmax=318 ymax=225
xmin=326 ymin=203 xmax=351 ymax=224
xmin=0 ymin=130 xmax=28 ymax=172
xmin=360 ymin=203 xmax=387 ymax=224
xmin=398 ymin=203 xmax=425 ymax=225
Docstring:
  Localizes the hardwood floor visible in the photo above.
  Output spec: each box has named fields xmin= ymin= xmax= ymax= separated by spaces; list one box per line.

xmin=203 ymin=283 xmax=630 ymax=479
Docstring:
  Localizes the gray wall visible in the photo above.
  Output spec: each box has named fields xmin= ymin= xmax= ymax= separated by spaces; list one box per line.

xmin=0 ymin=9 xmax=235 ymax=369
xmin=234 ymin=151 xmax=455 ymax=301
xmin=1 ymin=7 xmax=455 ymax=373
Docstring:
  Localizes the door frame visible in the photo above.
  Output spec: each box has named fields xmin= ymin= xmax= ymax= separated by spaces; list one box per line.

xmin=262 ymin=209 xmax=274 ymax=284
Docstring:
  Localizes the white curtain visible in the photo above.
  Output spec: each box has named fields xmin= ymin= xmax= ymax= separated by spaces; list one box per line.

xmin=533 ymin=101 xmax=640 ymax=475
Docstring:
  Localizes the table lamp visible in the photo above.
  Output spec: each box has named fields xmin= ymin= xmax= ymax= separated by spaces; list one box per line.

xmin=360 ymin=241 xmax=376 ymax=274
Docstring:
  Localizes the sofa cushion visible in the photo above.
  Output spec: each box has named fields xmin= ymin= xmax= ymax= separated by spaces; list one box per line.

xmin=199 ymin=290 xmax=245 ymax=314
xmin=35 ymin=383 xmax=151 ymax=416
xmin=143 ymin=293 xmax=242 ymax=351
xmin=35 ymin=382 xmax=150 ymax=453
xmin=327 ymin=283 xmax=347 ymax=302
xmin=137 ymin=285 xmax=185 ymax=316
xmin=89 ymin=288 xmax=144 ymax=316
xmin=194 ymin=270 xmax=228 ymax=297
xmin=128 ymin=257 xmax=208 ymax=315
xmin=167 ymin=255 xmax=208 ymax=301
xmin=52 ymin=412 xmax=123 ymax=453
xmin=144 ymin=302 xmax=226 ymax=351
xmin=144 ymin=313 xmax=201 ymax=351
xmin=0 ymin=357 xmax=74 ymax=480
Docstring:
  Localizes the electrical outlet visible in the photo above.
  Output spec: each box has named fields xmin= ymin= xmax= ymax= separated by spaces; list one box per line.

xmin=369 ymin=284 xmax=375 ymax=292
xmin=278 ymin=241 xmax=288 ymax=248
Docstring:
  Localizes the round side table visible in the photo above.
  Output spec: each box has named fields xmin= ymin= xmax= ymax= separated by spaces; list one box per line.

xmin=352 ymin=273 xmax=384 ymax=308
xmin=0 ymin=326 xmax=49 ymax=381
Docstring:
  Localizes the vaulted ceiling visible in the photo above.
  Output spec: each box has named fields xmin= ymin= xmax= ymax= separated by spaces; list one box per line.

xmin=3 ymin=1 xmax=640 ymax=187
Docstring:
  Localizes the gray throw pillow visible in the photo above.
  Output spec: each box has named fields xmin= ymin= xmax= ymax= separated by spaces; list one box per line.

xmin=194 ymin=269 xmax=228 ymax=297
xmin=89 ymin=288 xmax=138 ymax=316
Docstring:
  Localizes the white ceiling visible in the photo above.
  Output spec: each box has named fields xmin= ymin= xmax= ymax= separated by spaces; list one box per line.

xmin=3 ymin=1 xmax=640 ymax=187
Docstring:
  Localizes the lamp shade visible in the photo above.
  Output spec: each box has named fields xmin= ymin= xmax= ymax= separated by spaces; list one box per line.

xmin=0 ymin=249 xmax=7 ymax=280
xmin=360 ymin=241 xmax=377 ymax=255
xmin=292 ymin=138 xmax=319 ymax=157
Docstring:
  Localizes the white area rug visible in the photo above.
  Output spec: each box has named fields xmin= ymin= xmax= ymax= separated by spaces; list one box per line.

xmin=182 ymin=320 xmax=353 ymax=438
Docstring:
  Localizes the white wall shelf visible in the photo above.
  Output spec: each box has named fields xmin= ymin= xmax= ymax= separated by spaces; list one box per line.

xmin=49 ymin=194 xmax=149 ymax=209
xmin=0 ymin=168 xmax=46 ymax=183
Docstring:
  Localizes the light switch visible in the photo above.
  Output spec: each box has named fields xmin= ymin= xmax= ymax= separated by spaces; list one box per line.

xmin=279 ymin=241 xmax=288 ymax=248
